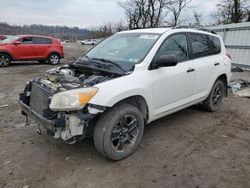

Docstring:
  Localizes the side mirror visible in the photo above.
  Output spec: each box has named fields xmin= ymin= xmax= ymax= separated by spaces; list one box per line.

xmin=156 ymin=55 xmax=178 ymax=68
xmin=14 ymin=41 xmax=21 ymax=45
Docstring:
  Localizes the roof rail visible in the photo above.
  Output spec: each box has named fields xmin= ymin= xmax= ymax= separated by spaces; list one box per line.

xmin=130 ymin=26 xmax=171 ymax=30
xmin=129 ymin=25 xmax=217 ymax=34
xmin=174 ymin=26 xmax=217 ymax=34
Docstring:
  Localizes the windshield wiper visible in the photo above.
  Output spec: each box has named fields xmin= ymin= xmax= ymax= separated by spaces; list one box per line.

xmin=75 ymin=56 xmax=125 ymax=75
xmin=92 ymin=58 xmax=125 ymax=73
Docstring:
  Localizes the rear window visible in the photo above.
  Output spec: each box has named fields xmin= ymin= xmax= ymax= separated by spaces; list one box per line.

xmin=209 ymin=36 xmax=221 ymax=54
xmin=188 ymin=33 xmax=210 ymax=58
xmin=33 ymin=37 xmax=52 ymax=44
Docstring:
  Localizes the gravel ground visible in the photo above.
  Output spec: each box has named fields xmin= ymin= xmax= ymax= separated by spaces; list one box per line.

xmin=0 ymin=43 xmax=250 ymax=188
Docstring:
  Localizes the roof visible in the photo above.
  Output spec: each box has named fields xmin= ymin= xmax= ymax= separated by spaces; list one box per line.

xmin=120 ymin=28 xmax=172 ymax=34
xmin=16 ymin=34 xmax=55 ymax=39
xmin=120 ymin=27 xmax=217 ymax=36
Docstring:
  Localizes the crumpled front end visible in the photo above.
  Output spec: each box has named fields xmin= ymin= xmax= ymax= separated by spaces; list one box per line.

xmin=19 ymin=65 xmax=111 ymax=144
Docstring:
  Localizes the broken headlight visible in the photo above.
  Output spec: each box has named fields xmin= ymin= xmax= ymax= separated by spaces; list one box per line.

xmin=49 ymin=87 xmax=98 ymax=111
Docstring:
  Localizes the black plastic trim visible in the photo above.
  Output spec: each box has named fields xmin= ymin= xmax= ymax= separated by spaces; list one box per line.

xmin=20 ymin=101 xmax=65 ymax=132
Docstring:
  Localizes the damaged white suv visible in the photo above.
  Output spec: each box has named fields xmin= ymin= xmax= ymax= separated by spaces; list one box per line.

xmin=20 ymin=27 xmax=231 ymax=160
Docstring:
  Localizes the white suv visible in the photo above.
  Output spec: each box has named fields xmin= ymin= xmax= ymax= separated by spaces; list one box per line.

xmin=20 ymin=28 xmax=231 ymax=160
xmin=80 ymin=39 xmax=97 ymax=45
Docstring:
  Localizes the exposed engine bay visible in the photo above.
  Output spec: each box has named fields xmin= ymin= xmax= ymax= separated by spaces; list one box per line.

xmin=40 ymin=64 xmax=117 ymax=92
xmin=19 ymin=64 xmax=124 ymax=144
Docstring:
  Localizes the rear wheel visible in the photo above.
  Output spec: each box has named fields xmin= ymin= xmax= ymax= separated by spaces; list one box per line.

xmin=94 ymin=103 xmax=144 ymax=160
xmin=0 ymin=53 xmax=11 ymax=67
xmin=48 ymin=53 xmax=60 ymax=65
xmin=203 ymin=80 xmax=225 ymax=112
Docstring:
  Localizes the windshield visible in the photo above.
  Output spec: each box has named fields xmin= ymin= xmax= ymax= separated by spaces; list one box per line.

xmin=1 ymin=36 xmax=19 ymax=43
xmin=81 ymin=33 xmax=160 ymax=65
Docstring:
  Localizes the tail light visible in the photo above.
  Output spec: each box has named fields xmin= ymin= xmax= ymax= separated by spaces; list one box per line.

xmin=226 ymin=53 xmax=231 ymax=60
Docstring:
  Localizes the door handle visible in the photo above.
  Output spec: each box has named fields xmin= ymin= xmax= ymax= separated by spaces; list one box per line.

xmin=214 ymin=62 xmax=220 ymax=66
xmin=187 ymin=68 xmax=195 ymax=73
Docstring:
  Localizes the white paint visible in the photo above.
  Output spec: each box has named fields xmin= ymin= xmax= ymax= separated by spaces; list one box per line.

xmin=89 ymin=28 xmax=232 ymax=123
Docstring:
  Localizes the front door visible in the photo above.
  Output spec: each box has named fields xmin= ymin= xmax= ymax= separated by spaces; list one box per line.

xmin=11 ymin=37 xmax=34 ymax=59
xmin=151 ymin=33 xmax=195 ymax=117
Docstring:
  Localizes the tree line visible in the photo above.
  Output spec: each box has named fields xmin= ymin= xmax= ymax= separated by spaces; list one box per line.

xmin=0 ymin=0 xmax=249 ymax=40
xmin=118 ymin=0 xmax=249 ymax=29
xmin=0 ymin=22 xmax=128 ymax=41
xmin=0 ymin=23 xmax=92 ymax=40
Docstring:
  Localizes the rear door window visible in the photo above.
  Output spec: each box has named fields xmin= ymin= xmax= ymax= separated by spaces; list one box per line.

xmin=33 ymin=37 xmax=52 ymax=44
xmin=188 ymin=33 xmax=210 ymax=58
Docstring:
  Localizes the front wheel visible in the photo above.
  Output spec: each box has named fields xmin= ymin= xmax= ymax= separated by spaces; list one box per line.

xmin=0 ymin=53 xmax=11 ymax=67
xmin=94 ymin=103 xmax=144 ymax=160
xmin=203 ymin=80 xmax=225 ymax=112
xmin=48 ymin=53 xmax=60 ymax=65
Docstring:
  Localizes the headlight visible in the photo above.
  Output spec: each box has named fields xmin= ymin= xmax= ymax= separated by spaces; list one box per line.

xmin=49 ymin=87 xmax=98 ymax=111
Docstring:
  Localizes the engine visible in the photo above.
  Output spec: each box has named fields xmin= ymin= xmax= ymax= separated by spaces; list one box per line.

xmin=39 ymin=65 xmax=112 ymax=92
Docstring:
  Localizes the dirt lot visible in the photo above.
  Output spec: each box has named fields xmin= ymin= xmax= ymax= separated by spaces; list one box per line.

xmin=0 ymin=43 xmax=250 ymax=188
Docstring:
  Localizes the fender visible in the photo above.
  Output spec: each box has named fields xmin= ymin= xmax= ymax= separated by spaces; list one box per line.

xmin=89 ymin=70 xmax=154 ymax=120
xmin=206 ymin=71 xmax=230 ymax=98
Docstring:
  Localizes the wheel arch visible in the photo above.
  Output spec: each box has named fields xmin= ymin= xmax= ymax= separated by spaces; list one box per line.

xmin=111 ymin=95 xmax=149 ymax=123
xmin=48 ymin=51 xmax=61 ymax=59
xmin=0 ymin=51 xmax=13 ymax=60
xmin=217 ymin=74 xmax=228 ymax=96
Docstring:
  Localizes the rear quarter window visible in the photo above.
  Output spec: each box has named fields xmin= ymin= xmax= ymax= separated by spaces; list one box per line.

xmin=209 ymin=35 xmax=221 ymax=54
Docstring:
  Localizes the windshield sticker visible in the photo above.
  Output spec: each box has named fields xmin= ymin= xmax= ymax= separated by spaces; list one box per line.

xmin=139 ymin=35 xmax=158 ymax=40
xmin=129 ymin=58 xmax=139 ymax=63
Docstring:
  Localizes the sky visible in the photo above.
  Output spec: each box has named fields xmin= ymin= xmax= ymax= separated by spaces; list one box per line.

xmin=0 ymin=0 xmax=220 ymax=28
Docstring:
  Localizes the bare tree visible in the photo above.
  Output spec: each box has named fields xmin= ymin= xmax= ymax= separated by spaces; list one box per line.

xmin=113 ymin=21 xmax=128 ymax=32
xmin=193 ymin=10 xmax=202 ymax=26
xmin=119 ymin=0 xmax=193 ymax=28
xmin=148 ymin=0 xmax=167 ymax=27
xmin=213 ymin=0 xmax=249 ymax=24
xmin=87 ymin=21 xmax=128 ymax=39
xmin=247 ymin=10 xmax=250 ymax=21
xmin=164 ymin=0 xmax=192 ymax=26
xmin=98 ymin=24 xmax=113 ymax=36
xmin=118 ymin=0 xmax=166 ymax=29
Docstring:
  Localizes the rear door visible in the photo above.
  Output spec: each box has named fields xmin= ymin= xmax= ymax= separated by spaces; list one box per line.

xmin=32 ymin=37 xmax=52 ymax=58
xmin=187 ymin=33 xmax=216 ymax=96
xmin=208 ymin=35 xmax=223 ymax=78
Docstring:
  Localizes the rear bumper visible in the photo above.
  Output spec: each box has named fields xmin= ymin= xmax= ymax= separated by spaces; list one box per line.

xmin=19 ymin=101 xmax=65 ymax=132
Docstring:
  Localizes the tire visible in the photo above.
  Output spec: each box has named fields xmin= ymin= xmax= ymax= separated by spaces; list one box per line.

xmin=48 ymin=53 xmax=60 ymax=65
xmin=0 ymin=53 xmax=11 ymax=67
xmin=203 ymin=80 xmax=225 ymax=112
xmin=94 ymin=103 xmax=144 ymax=161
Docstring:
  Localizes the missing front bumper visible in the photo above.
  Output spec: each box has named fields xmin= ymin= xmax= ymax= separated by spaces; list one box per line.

xmin=19 ymin=101 xmax=65 ymax=133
